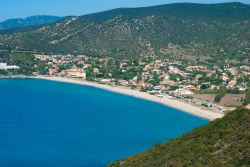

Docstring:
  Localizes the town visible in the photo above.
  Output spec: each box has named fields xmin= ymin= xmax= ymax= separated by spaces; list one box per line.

xmin=1 ymin=52 xmax=249 ymax=113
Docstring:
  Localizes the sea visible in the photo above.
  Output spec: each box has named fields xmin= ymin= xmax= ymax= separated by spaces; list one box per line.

xmin=0 ymin=78 xmax=208 ymax=167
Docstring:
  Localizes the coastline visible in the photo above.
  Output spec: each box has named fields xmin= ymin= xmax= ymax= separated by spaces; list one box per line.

xmin=31 ymin=76 xmax=224 ymax=120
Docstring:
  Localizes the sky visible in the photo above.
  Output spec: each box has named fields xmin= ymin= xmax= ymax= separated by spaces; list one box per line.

xmin=0 ymin=0 xmax=249 ymax=21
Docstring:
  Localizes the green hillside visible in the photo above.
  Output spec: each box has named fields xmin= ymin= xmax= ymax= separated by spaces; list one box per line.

xmin=109 ymin=108 xmax=250 ymax=167
xmin=0 ymin=3 xmax=249 ymax=59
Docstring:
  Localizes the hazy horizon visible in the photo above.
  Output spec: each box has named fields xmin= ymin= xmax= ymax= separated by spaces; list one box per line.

xmin=0 ymin=0 xmax=249 ymax=22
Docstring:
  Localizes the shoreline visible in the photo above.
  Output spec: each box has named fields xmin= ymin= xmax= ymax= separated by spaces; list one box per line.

xmin=30 ymin=76 xmax=224 ymax=120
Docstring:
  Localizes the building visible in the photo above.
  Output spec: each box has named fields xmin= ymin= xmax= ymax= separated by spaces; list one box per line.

xmin=169 ymin=66 xmax=180 ymax=74
xmin=65 ymin=68 xmax=86 ymax=79
xmin=144 ymin=64 xmax=152 ymax=71
xmin=186 ymin=65 xmax=207 ymax=72
xmin=118 ymin=79 xmax=129 ymax=86
xmin=151 ymin=86 xmax=164 ymax=93
xmin=171 ymin=88 xmax=194 ymax=95
xmin=48 ymin=69 xmax=57 ymax=76
xmin=100 ymin=79 xmax=111 ymax=84
xmin=185 ymin=85 xmax=197 ymax=91
xmin=221 ymin=73 xmax=229 ymax=81
xmin=0 ymin=63 xmax=20 ymax=70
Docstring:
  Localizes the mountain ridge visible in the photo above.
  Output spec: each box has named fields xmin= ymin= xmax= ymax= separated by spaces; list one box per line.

xmin=0 ymin=15 xmax=63 ymax=30
xmin=80 ymin=2 xmax=249 ymax=22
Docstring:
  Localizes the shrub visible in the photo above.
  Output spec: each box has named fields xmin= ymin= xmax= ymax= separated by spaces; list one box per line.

xmin=215 ymin=94 xmax=222 ymax=102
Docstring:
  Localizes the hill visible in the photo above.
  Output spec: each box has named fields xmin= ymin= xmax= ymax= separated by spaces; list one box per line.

xmin=0 ymin=3 xmax=249 ymax=59
xmin=109 ymin=108 xmax=250 ymax=167
xmin=0 ymin=15 xmax=63 ymax=30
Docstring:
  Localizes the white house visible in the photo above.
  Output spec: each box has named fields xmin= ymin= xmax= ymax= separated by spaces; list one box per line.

xmin=172 ymin=88 xmax=194 ymax=95
xmin=0 ymin=63 xmax=20 ymax=70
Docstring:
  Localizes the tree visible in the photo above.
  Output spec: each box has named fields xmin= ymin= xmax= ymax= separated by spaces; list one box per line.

xmin=148 ymin=73 xmax=161 ymax=86
xmin=169 ymin=86 xmax=179 ymax=90
xmin=217 ymin=86 xmax=227 ymax=96
xmin=243 ymin=87 xmax=250 ymax=105
xmin=214 ymin=86 xmax=227 ymax=103
xmin=200 ymin=84 xmax=210 ymax=90
xmin=230 ymin=88 xmax=240 ymax=94
xmin=215 ymin=94 xmax=222 ymax=103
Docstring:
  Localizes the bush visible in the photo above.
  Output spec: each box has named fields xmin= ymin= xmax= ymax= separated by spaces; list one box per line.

xmin=214 ymin=86 xmax=227 ymax=102
xmin=217 ymin=86 xmax=227 ymax=96
xmin=200 ymin=84 xmax=210 ymax=90
xmin=230 ymin=88 xmax=240 ymax=94
xmin=215 ymin=94 xmax=222 ymax=102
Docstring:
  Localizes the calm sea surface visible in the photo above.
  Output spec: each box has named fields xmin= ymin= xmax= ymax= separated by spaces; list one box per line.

xmin=0 ymin=79 xmax=208 ymax=167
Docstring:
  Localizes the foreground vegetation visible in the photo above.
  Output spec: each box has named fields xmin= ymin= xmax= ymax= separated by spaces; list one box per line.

xmin=109 ymin=108 xmax=250 ymax=167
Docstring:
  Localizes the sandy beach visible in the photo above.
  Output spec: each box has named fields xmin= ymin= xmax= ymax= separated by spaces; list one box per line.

xmin=32 ymin=76 xmax=224 ymax=120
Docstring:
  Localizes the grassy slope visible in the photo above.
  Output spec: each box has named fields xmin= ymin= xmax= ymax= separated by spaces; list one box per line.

xmin=109 ymin=108 xmax=250 ymax=167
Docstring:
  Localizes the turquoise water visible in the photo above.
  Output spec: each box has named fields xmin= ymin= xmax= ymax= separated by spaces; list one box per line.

xmin=0 ymin=79 xmax=208 ymax=167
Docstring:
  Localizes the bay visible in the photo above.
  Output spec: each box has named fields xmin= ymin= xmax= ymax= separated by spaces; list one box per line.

xmin=0 ymin=79 xmax=208 ymax=167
